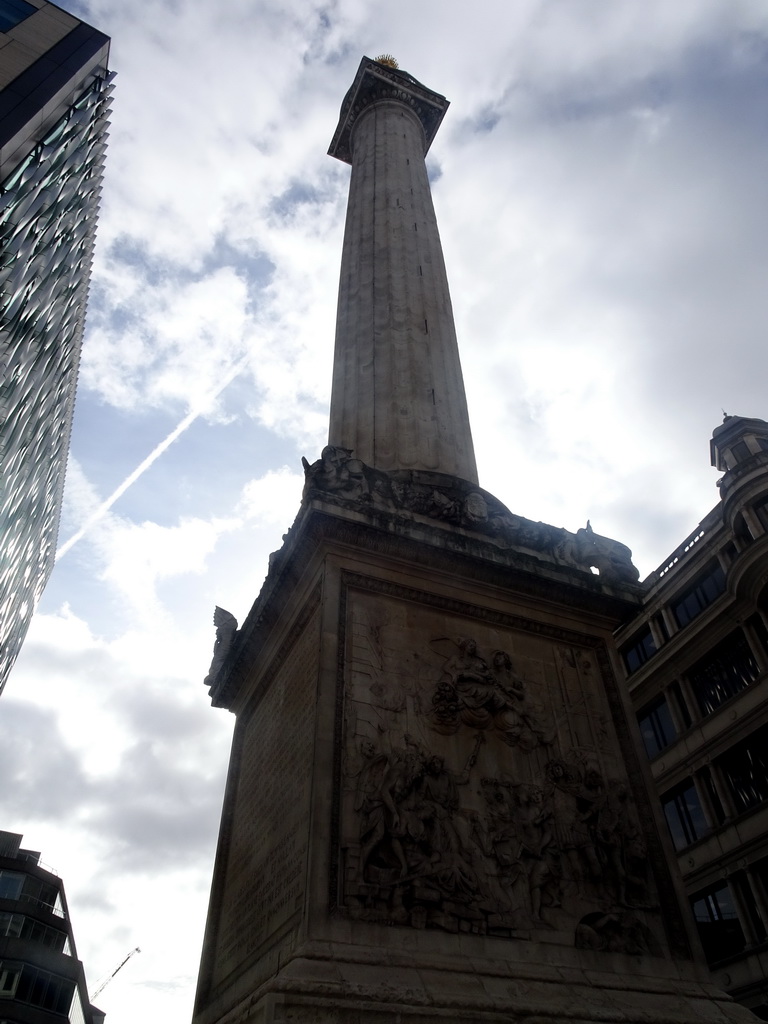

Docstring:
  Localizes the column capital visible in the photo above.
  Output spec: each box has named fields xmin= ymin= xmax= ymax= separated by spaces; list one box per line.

xmin=328 ymin=56 xmax=449 ymax=165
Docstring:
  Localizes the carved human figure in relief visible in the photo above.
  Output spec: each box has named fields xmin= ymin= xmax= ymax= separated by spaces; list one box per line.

xmin=515 ymin=784 xmax=561 ymax=920
xmin=357 ymin=745 xmax=426 ymax=881
xmin=491 ymin=650 xmax=554 ymax=750
xmin=353 ymin=741 xmax=391 ymax=880
xmin=476 ymin=778 xmax=519 ymax=870
xmin=413 ymin=735 xmax=483 ymax=898
xmin=545 ymin=760 xmax=604 ymax=895
xmin=420 ymin=750 xmax=470 ymax=853
xmin=352 ymin=733 xmax=485 ymax=899
xmin=475 ymin=777 xmax=561 ymax=922
xmin=595 ymin=779 xmax=651 ymax=907
xmin=430 ymin=638 xmax=551 ymax=749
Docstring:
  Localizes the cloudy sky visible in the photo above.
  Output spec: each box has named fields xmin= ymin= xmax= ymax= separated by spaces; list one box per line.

xmin=3 ymin=0 xmax=768 ymax=1020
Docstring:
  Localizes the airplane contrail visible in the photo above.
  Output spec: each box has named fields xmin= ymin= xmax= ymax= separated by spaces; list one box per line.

xmin=56 ymin=353 xmax=251 ymax=561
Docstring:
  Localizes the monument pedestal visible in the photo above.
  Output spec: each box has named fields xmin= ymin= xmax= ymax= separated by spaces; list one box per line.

xmin=193 ymin=469 xmax=754 ymax=1024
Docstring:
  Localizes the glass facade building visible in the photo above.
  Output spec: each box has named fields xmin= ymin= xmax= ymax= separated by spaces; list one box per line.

xmin=0 ymin=0 xmax=112 ymax=695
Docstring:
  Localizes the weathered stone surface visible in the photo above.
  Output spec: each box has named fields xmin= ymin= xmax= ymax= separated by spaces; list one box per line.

xmin=338 ymin=588 xmax=656 ymax=942
xmin=328 ymin=59 xmax=477 ymax=483
xmin=193 ymin=56 xmax=753 ymax=1024
xmin=302 ymin=447 xmax=641 ymax=586
xmin=197 ymin=593 xmax=321 ymax=1008
xmin=193 ymin=499 xmax=753 ymax=1024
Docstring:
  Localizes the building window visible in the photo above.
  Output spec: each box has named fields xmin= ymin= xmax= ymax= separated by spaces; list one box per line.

xmin=0 ymin=912 xmax=70 ymax=953
xmin=735 ymin=513 xmax=754 ymax=546
xmin=0 ymin=0 xmax=36 ymax=33
xmin=662 ymin=779 xmax=709 ymax=850
xmin=622 ymin=626 xmax=657 ymax=675
xmin=717 ymin=724 xmax=768 ymax=813
xmin=0 ymin=872 xmax=23 ymax=900
xmin=637 ymin=697 xmax=677 ymax=758
xmin=14 ymin=875 xmax=64 ymax=918
xmin=0 ymin=871 xmax=64 ymax=917
xmin=0 ymin=963 xmax=20 ymax=997
xmin=722 ymin=542 xmax=738 ymax=566
xmin=669 ymin=680 xmax=692 ymax=728
xmin=730 ymin=440 xmax=751 ymax=464
xmin=754 ymin=496 xmax=768 ymax=534
xmin=653 ymin=613 xmax=670 ymax=642
xmin=751 ymin=858 xmax=768 ymax=937
xmin=671 ymin=563 xmax=726 ymax=629
xmin=699 ymin=766 xmax=726 ymax=825
xmin=0 ymin=962 xmax=74 ymax=1014
xmin=690 ymin=882 xmax=746 ymax=965
xmin=747 ymin=613 xmax=768 ymax=655
xmin=687 ymin=630 xmax=760 ymax=716
xmin=735 ymin=872 xmax=767 ymax=943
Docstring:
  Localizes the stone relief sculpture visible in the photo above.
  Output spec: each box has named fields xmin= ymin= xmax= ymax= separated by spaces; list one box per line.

xmin=351 ymin=735 xmax=484 ymax=899
xmin=575 ymin=910 xmax=660 ymax=955
xmin=429 ymin=638 xmax=553 ymax=749
xmin=472 ymin=776 xmax=562 ymax=923
xmin=341 ymin=619 xmax=659 ymax=948
xmin=303 ymin=448 xmax=640 ymax=585
xmin=544 ymin=759 xmax=652 ymax=908
xmin=302 ymin=445 xmax=368 ymax=501
xmin=572 ymin=521 xmax=640 ymax=585
xmin=203 ymin=606 xmax=237 ymax=687
xmin=344 ymin=733 xmax=656 ymax=937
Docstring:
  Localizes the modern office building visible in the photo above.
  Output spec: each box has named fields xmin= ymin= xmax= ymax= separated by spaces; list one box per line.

xmin=193 ymin=57 xmax=754 ymax=1024
xmin=0 ymin=0 xmax=112 ymax=695
xmin=617 ymin=414 xmax=768 ymax=1018
xmin=0 ymin=830 xmax=103 ymax=1022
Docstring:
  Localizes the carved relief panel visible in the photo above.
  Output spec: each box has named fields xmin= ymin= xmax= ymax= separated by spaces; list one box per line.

xmin=336 ymin=581 xmax=662 ymax=954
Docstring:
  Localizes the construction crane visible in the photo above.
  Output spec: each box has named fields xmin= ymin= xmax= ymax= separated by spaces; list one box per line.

xmin=90 ymin=946 xmax=141 ymax=1001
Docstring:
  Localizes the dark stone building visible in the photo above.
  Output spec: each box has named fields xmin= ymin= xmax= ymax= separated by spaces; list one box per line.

xmin=0 ymin=830 xmax=103 ymax=1022
xmin=618 ymin=414 xmax=768 ymax=1017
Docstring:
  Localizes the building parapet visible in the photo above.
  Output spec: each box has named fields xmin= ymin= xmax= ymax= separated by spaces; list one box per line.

xmin=644 ymin=506 xmax=723 ymax=589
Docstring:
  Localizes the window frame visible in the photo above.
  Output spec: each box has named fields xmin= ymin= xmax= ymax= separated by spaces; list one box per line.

xmin=661 ymin=778 xmax=710 ymax=850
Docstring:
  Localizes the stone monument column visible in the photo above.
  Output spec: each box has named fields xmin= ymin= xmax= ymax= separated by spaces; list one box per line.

xmin=328 ymin=59 xmax=477 ymax=482
xmin=192 ymin=57 xmax=755 ymax=1024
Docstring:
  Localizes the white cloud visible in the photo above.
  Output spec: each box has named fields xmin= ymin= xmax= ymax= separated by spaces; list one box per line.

xmin=83 ymin=266 xmax=253 ymax=414
xmin=97 ymin=515 xmax=233 ymax=620
xmin=238 ymin=465 xmax=305 ymax=526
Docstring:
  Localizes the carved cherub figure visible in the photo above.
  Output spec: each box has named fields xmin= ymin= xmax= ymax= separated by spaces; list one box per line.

xmin=302 ymin=445 xmax=368 ymax=500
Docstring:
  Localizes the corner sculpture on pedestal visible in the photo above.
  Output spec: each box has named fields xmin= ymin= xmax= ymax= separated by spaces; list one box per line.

xmin=193 ymin=56 xmax=754 ymax=1024
xmin=203 ymin=606 xmax=237 ymax=688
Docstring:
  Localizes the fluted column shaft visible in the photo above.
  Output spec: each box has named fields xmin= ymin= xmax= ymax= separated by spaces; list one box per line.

xmin=329 ymin=98 xmax=477 ymax=483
